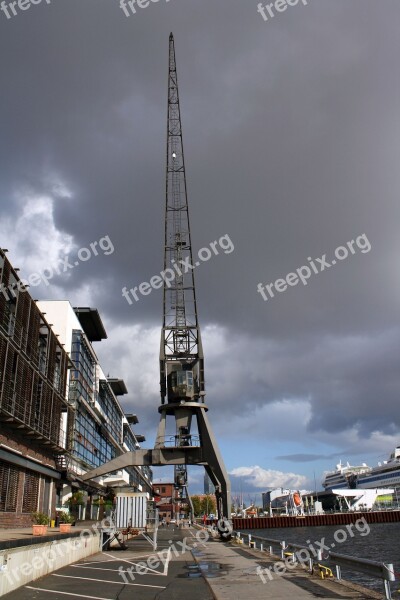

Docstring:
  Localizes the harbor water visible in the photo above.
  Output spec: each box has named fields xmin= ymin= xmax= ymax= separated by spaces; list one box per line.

xmin=247 ymin=522 xmax=400 ymax=594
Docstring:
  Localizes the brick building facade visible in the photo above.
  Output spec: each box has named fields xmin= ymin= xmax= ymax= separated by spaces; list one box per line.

xmin=152 ymin=483 xmax=179 ymax=521
xmin=0 ymin=249 xmax=69 ymax=527
xmin=0 ymin=249 xmax=152 ymax=528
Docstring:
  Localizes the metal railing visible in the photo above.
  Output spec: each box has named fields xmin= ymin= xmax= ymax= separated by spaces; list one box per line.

xmin=234 ymin=530 xmax=396 ymax=599
xmin=235 ymin=531 xmax=322 ymax=571
xmin=156 ymin=434 xmax=201 ymax=448
xmin=329 ymin=551 xmax=395 ymax=600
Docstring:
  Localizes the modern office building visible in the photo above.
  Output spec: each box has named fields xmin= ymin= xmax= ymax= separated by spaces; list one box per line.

xmin=0 ymin=250 xmax=70 ymax=527
xmin=37 ymin=301 xmax=153 ymax=516
xmin=204 ymin=472 xmax=214 ymax=495
xmin=0 ymin=246 xmax=152 ymax=528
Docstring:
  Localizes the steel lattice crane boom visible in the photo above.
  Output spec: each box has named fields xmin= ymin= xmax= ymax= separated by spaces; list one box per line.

xmin=82 ymin=34 xmax=232 ymax=538
xmin=158 ymin=34 xmax=230 ymax=531
xmin=160 ymin=33 xmax=204 ymax=516
xmin=160 ymin=33 xmax=204 ymax=406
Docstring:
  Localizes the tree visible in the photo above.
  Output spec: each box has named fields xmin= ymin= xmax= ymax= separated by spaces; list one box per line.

xmin=191 ymin=495 xmax=202 ymax=517
xmin=200 ymin=494 xmax=216 ymax=515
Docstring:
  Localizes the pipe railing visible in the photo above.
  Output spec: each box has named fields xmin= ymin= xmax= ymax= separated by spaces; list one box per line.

xmin=234 ymin=531 xmax=395 ymax=599
xmin=234 ymin=531 xmax=322 ymax=570
xmin=329 ymin=551 xmax=395 ymax=600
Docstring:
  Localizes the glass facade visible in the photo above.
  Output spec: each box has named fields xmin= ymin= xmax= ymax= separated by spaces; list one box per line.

xmin=66 ymin=330 xmax=152 ymax=495
xmin=122 ymin=424 xmax=152 ymax=488
xmin=73 ymin=405 xmax=117 ymax=468
xmin=69 ymin=331 xmax=118 ymax=469
xmin=98 ymin=380 xmax=123 ymax=446
xmin=70 ymin=330 xmax=95 ymax=405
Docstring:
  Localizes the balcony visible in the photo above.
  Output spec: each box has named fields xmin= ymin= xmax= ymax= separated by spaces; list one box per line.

xmin=93 ymin=400 xmax=108 ymax=422
xmin=103 ymin=470 xmax=130 ymax=486
xmin=0 ymin=393 xmax=67 ymax=453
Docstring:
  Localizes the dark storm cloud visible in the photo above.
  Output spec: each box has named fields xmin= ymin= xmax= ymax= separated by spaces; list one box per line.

xmin=0 ymin=0 xmax=399 ymax=446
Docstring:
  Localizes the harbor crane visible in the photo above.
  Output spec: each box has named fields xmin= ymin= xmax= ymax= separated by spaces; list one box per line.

xmin=82 ymin=34 xmax=232 ymax=537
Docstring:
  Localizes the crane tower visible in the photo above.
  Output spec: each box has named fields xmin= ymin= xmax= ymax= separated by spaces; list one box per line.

xmin=82 ymin=34 xmax=231 ymax=535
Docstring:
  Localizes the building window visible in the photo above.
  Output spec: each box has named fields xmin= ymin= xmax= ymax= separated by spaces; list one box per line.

xmin=0 ymin=461 xmax=19 ymax=512
xmin=38 ymin=330 xmax=48 ymax=375
xmin=161 ymin=487 xmax=166 ymax=494
xmin=22 ymin=471 xmax=40 ymax=513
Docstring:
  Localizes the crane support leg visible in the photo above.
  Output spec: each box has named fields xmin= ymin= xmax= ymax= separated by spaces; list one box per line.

xmin=196 ymin=408 xmax=231 ymax=520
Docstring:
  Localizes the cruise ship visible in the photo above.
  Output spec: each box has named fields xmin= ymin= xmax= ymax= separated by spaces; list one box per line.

xmin=322 ymin=461 xmax=371 ymax=490
xmin=323 ymin=446 xmax=400 ymax=491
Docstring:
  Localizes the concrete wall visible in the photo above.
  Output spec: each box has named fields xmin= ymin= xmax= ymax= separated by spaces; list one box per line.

xmin=36 ymin=301 xmax=79 ymax=353
xmin=0 ymin=532 xmax=101 ymax=596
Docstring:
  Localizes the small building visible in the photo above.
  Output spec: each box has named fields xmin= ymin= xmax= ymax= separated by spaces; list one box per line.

xmin=152 ymin=482 xmax=180 ymax=521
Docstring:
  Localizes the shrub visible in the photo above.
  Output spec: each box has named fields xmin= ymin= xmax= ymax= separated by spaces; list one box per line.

xmin=58 ymin=511 xmax=75 ymax=524
xmin=31 ymin=512 xmax=50 ymax=525
xmin=66 ymin=491 xmax=85 ymax=506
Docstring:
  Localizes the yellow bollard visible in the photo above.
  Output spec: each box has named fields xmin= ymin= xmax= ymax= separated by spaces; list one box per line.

xmin=317 ymin=564 xmax=333 ymax=579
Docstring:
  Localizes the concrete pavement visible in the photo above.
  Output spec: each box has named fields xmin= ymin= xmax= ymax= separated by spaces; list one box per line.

xmin=192 ymin=531 xmax=383 ymax=600
xmin=1 ymin=525 xmax=383 ymax=599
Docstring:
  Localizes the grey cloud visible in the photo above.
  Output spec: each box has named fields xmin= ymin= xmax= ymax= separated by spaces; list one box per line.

xmin=0 ymin=0 xmax=399 ymax=449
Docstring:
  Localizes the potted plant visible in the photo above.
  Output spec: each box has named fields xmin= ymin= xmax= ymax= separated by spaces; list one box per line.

xmin=32 ymin=512 xmax=50 ymax=536
xmin=103 ymin=499 xmax=114 ymax=516
xmin=67 ymin=490 xmax=85 ymax=507
xmin=58 ymin=511 xmax=75 ymax=533
xmin=66 ymin=490 xmax=85 ymax=521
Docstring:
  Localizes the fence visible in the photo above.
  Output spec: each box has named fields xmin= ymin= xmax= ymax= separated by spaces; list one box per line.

xmin=234 ymin=530 xmax=395 ymax=599
xmin=115 ymin=493 xmax=147 ymax=529
xmin=329 ymin=552 xmax=395 ymax=600
xmin=235 ymin=531 xmax=322 ymax=572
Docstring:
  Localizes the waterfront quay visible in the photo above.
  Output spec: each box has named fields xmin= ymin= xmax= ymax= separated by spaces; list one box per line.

xmin=232 ymin=510 xmax=400 ymax=529
xmin=1 ymin=525 xmax=385 ymax=600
